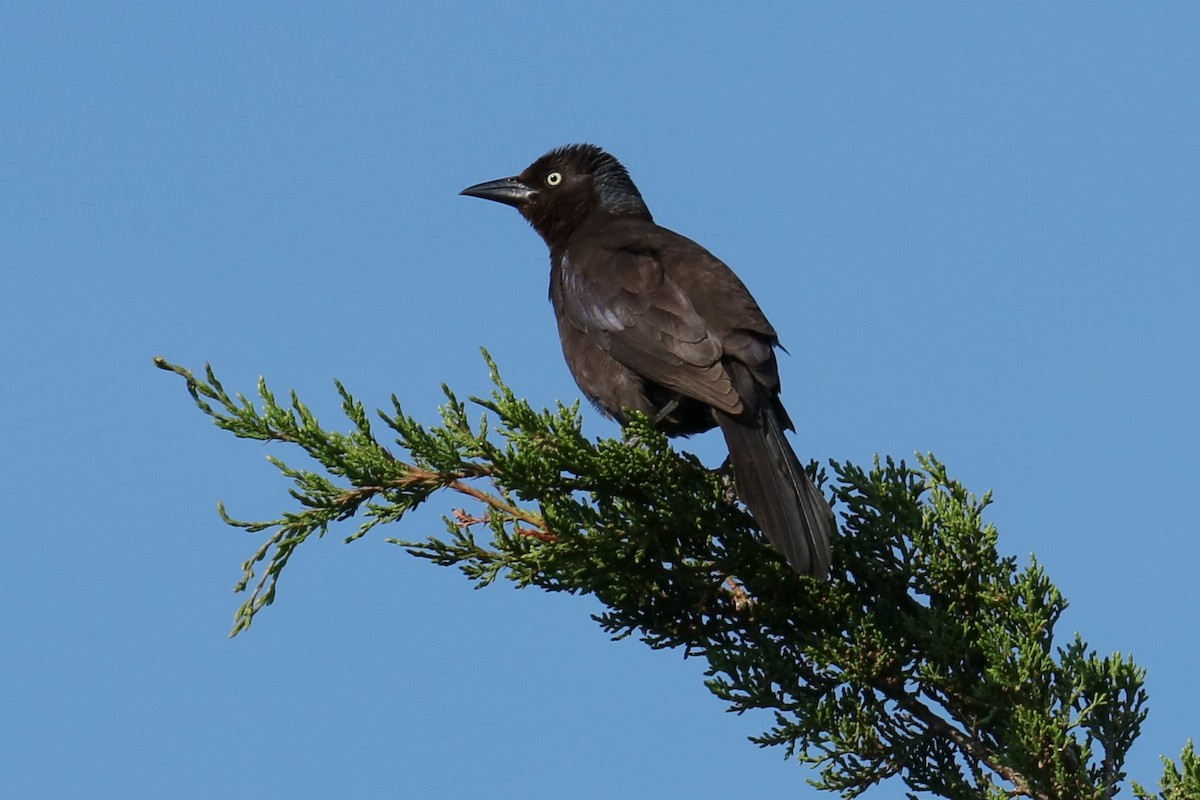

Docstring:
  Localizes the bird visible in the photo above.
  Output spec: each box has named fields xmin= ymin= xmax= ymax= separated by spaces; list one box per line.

xmin=461 ymin=144 xmax=835 ymax=579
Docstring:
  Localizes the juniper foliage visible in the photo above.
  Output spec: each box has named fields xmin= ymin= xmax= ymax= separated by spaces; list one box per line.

xmin=155 ymin=353 xmax=1194 ymax=800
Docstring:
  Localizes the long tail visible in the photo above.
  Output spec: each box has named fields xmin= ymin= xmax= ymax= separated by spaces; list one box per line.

xmin=715 ymin=385 xmax=835 ymax=579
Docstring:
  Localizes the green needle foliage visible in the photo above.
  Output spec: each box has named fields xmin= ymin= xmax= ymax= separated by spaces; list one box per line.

xmin=155 ymin=353 xmax=1195 ymax=800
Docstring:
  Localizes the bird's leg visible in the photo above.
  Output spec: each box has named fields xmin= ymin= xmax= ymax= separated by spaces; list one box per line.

xmin=650 ymin=396 xmax=682 ymax=427
xmin=625 ymin=397 xmax=682 ymax=448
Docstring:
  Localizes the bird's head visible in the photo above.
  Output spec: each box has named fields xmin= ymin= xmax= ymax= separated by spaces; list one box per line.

xmin=461 ymin=144 xmax=651 ymax=248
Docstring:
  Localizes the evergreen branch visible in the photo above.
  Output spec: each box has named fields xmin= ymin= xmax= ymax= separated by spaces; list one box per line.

xmin=156 ymin=352 xmax=1191 ymax=799
xmin=1133 ymin=740 xmax=1199 ymax=800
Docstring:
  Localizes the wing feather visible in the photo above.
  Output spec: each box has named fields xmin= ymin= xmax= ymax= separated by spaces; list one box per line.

xmin=558 ymin=241 xmax=741 ymax=414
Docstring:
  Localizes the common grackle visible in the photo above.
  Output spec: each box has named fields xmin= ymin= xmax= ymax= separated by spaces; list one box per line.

xmin=461 ymin=144 xmax=834 ymax=579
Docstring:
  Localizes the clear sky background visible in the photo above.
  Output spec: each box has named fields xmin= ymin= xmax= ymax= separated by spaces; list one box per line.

xmin=2 ymin=4 xmax=1197 ymax=798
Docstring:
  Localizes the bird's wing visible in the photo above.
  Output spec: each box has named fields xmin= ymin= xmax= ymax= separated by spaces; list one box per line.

xmin=557 ymin=233 xmax=745 ymax=415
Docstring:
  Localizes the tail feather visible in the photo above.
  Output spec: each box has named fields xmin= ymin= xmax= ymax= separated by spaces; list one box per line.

xmin=715 ymin=385 xmax=834 ymax=579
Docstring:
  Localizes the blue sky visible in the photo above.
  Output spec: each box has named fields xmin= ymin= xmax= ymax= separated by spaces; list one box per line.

xmin=2 ymin=4 xmax=1197 ymax=798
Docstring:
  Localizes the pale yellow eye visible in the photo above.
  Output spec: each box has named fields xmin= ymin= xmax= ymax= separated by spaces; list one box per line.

xmin=545 ymin=171 xmax=563 ymax=187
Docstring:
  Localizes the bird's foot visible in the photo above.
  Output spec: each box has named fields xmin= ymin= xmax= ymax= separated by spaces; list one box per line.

xmin=714 ymin=457 xmax=738 ymax=503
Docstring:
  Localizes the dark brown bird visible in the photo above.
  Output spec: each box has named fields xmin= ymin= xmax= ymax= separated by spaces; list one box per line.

xmin=461 ymin=144 xmax=834 ymax=578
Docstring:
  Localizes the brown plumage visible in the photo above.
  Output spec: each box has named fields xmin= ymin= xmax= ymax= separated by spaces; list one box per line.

xmin=462 ymin=144 xmax=834 ymax=578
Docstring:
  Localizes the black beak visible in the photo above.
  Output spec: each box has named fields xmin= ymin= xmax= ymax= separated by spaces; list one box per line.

xmin=460 ymin=177 xmax=535 ymax=208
